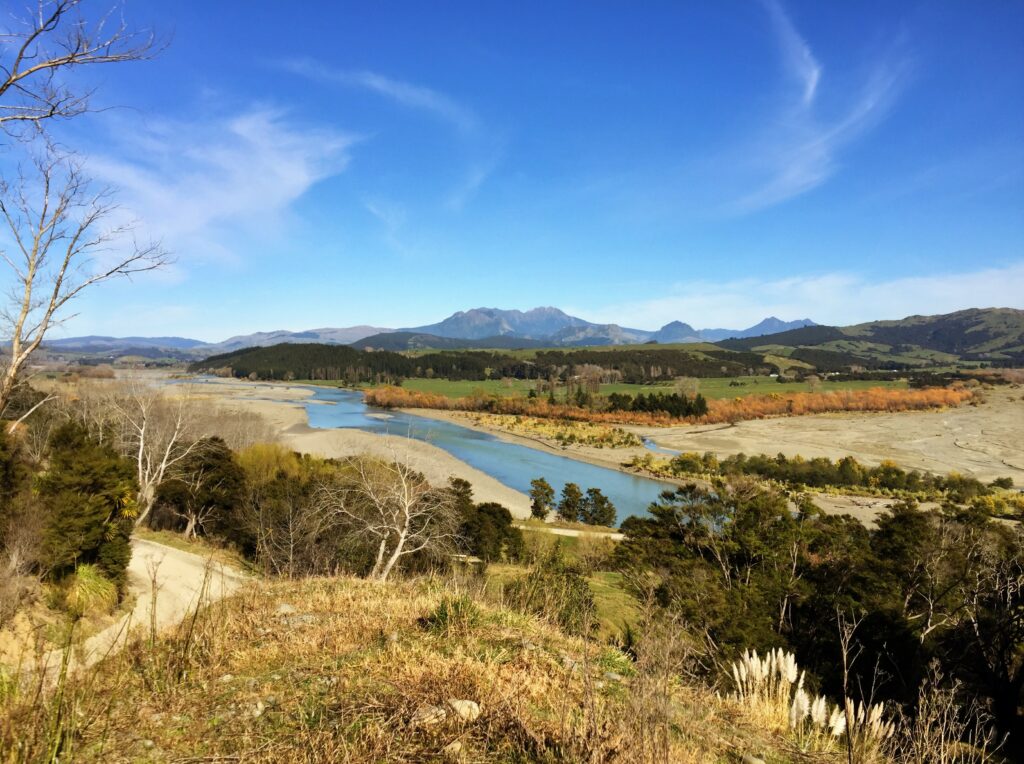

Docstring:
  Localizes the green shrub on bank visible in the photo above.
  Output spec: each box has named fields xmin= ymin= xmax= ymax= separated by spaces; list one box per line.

xmin=37 ymin=423 xmax=137 ymax=595
xmin=637 ymin=449 xmax=1016 ymax=508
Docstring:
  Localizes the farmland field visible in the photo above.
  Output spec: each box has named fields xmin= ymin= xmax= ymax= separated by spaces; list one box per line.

xmin=391 ymin=375 xmax=908 ymax=400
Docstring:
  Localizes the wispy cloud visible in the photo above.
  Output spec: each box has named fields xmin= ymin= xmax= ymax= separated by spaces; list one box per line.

xmin=281 ymin=58 xmax=501 ymax=208
xmin=363 ymin=197 xmax=415 ymax=256
xmin=446 ymin=156 xmax=501 ymax=211
xmin=85 ymin=107 xmax=357 ymax=267
xmin=760 ymin=0 xmax=821 ymax=105
xmin=727 ymin=0 xmax=909 ymax=213
xmin=281 ymin=58 xmax=479 ymax=134
xmin=574 ymin=263 xmax=1024 ymax=330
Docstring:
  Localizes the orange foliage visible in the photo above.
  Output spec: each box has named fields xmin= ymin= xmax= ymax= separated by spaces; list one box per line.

xmin=363 ymin=386 xmax=973 ymax=426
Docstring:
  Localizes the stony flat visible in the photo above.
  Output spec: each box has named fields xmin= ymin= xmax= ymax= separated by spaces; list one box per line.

xmin=640 ymin=387 xmax=1024 ymax=485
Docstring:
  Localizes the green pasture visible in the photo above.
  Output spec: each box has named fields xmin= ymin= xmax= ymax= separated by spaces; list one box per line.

xmin=391 ymin=375 xmax=907 ymax=400
xmin=484 ymin=562 xmax=639 ymax=639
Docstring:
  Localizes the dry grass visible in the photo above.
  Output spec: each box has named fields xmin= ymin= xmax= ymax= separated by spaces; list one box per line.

xmin=459 ymin=412 xmax=642 ymax=449
xmin=0 ymin=576 xmax=803 ymax=763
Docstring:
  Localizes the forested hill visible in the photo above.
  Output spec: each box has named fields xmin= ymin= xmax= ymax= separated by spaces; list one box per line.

xmin=190 ymin=308 xmax=1023 ymax=384
xmin=190 ymin=342 xmax=777 ymax=384
xmin=717 ymin=307 xmax=1024 ymax=366
xmin=192 ymin=344 xmax=420 ymax=384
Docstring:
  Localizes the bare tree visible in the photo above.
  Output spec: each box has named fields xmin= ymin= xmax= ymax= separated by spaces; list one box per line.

xmin=0 ymin=0 xmax=157 ymax=135
xmin=171 ymin=464 xmax=218 ymax=541
xmin=318 ymin=455 xmax=460 ymax=582
xmin=953 ymin=530 xmax=1024 ymax=750
xmin=901 ymin=519 xmax=982 ymax=644
xmin=0 ymin=149 xmax=166 ymax=417
xmin=248 ymin=479 xmax=338 ymax=579
xmin=674 ymin=376 xmax=699 ymax=397
xmin=836 ymin=609 xmax=865 ymax=764
xmin=0 ymin=1 xmax=162 ymax=419
xmin=106 ymin=380 xmax=203 ymax=526
xmin=194 ymin=402 xmax=277 ymax=451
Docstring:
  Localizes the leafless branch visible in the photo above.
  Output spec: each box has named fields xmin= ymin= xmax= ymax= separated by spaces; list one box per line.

xmin=0 ymin=147 xmax=167 ymax=417
xmin=0 ymin=0 xmax=160 ymax=137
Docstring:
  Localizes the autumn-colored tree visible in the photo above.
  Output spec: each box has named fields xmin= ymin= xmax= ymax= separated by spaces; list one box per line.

xmin=365 ymin=385 xmax=972 ymax=427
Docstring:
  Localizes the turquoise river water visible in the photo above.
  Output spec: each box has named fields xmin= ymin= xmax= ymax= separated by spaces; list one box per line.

xmin=294 ymin=385 xmax=675 ymax=522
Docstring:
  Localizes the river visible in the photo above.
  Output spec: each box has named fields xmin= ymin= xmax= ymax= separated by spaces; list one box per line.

xmin=297 ymin=385 xmax=674 ymax=522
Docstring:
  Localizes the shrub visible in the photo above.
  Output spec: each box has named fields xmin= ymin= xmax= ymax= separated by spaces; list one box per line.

xmin=505 ymin=549 xmax=595 ymax=636
xmin=37 ymin=423 xmax=137 ymax=594
xmin=574 ymin=533 xmax=616 ymax=574
xmin=423 ymin=594 xmax=481 ymax=636
xmin=63 ymin=564 xmax=118 ymax=618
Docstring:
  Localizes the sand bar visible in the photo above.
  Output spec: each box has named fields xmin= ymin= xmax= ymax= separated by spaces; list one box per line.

xmin=634 ymin=387 xmax=1024 ymax=485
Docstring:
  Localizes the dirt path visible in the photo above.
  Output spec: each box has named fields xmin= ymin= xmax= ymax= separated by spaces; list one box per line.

xmin=516 ymin=524 xmax=625 ymax=540
xmin=52 ymin=538 xmax=245 ymax=674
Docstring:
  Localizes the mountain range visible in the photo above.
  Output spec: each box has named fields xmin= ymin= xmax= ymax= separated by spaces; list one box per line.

xmin=43 ymin=308 xmax=817 ymax=357
xmin=394 ymin=307 xmax=815 ymax=346
xmin=41 ymin=307 xmax=1024 ymax=366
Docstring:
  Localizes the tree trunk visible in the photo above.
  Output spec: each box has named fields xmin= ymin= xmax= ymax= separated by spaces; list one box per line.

xmin=378 ymin=529 xmax=409 ymax=582
xmin=136 ymin=482 xmax=156 ymax=527
xmin=369 ymin=537 xmax=389 ymax=579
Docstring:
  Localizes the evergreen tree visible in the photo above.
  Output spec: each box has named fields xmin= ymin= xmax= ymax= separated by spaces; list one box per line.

xmin=0 ymin=429 xmax=27 ymax=509
xmin=38 ymin=423 xmax=137 ymax=593
xmin=581 ymin=487 xmax=617 ymax=527
xmin=459 ymin=502 xmax=523 ymax=564
xmin=448 ymin=477 xmax=475 ymax=514
xmin=557 ymin=482 xmax=584 ymax=523
xmin=154 ymin=437 xmax=246 ymax=539
xmin=529 ymin=477 xmax=555 ymax=520
xmin=607 ymin=392 xmax=633 ymax=411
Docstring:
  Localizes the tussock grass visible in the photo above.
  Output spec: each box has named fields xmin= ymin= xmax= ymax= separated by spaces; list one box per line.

xmin=423 ymin=594 xmax=481 ymax=636
xmin=61 ymin=565 xmax=118 ymax=620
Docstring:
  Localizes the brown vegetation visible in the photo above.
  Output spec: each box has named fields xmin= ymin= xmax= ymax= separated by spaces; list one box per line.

xmin=366 ymin=385 xmax=974 ymax=426
xmin=459 ymin=412 xmax=642 ymax=449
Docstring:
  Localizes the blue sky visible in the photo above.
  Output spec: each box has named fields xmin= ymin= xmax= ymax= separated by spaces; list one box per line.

xmin=37 ymin=1 xmax=1024 ymax=340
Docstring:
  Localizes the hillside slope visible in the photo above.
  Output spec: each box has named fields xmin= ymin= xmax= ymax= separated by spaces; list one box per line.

xmin=844 ymin=307 xmax=1024 ymax=358
xmin=718 ymin=307 xmax=1024 ymax=366
xmin=3 ymin=576 xmax=803 ymax=762
xmin=190 ymin=341 xmax=776 ymax=381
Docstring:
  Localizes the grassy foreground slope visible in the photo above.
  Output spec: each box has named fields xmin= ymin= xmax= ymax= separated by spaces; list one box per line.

xmin=4 ymin=577 xmax=793 ymax=763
